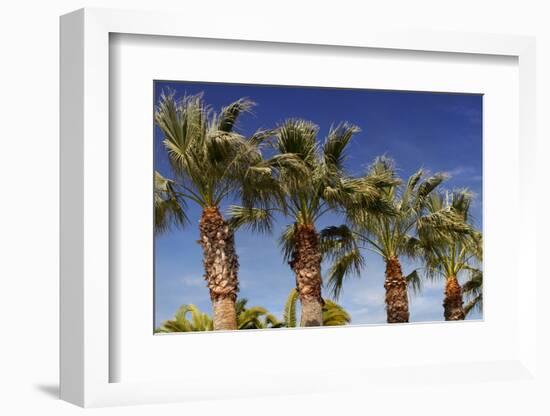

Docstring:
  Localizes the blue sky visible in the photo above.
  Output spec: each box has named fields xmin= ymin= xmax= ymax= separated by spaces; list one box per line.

xmin=154 ymin=81 xmax=483 ymax=328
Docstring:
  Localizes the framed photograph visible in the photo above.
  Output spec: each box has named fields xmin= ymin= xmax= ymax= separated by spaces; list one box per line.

xmin=60 ymin=7 xmax=538 ymax=408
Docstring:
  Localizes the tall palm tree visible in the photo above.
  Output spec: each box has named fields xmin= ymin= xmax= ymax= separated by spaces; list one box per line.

xmin=230 ymin=120 xmax=397 ymax=326
xmin=282 ymin=288 xmax=351 ymax=327
xmin=420 ymin=190 xmax=481 ymax=320
xmin=155 ymin=92 xmax=269 ymax=330
xmin=321 ymin=157 xmax=465 ymax=323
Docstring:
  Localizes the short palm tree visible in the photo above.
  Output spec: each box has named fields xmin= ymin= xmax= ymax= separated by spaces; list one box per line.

xmin=420 ymin=190 xmax=481 ymax=320
xmin=156 ymin=300 xmax=284 ymax=333
xmin=155 ymin=304 xmax=214 ymax=332
xmin=321 ymin=157 xmax=466 ymax=323
xmin=235 ymin=298 xmax=284 ymax=329
xmin=230 ymin=120 xmax=397 ymax=326
xmin=155 ymin=92 xmax=269 ymax=330
xmin=282 ymin=288 xmax=351 ymax=327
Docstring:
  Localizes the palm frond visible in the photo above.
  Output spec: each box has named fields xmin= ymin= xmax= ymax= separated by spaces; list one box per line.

xmin=323 ymin=122 xmax=360 ymax=172
xmin=405 ymin=269 xmax=422 ymax=295
xmin=464 ymin=293 xmax=483 ymax=316
xmin=283 ymin=288 xmax=299 ymax=328
xmin=279 ymin=223 xmax=298 ymax=264
xmin=325 ymin=249 xmax=365 ymax=299
xmin=156 ymin=304 xmax=213 ymax=332
xmin=322 ymin=300 xmax=351 ymax=326
xmin=415 ymin=172 xmax=448 ymax=208
xmin=154 ymin=171 xmax=187 ymax=234
xmin=217 ymin=98 xmax=255 ymax=133
xmin=228 ymin=205 xmax=274 ymax=233
xmin=319 ymin=225 xmax=365 ymax=299
xmin=274 ymin=119 xmax=319 ymax=166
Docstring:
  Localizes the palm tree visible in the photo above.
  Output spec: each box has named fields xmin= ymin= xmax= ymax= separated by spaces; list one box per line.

xmin=462 ymin=269 xmax=483 ymax=317
xmin=420 ymin=190 xmax=482 ymax=320
xmin=155 ymin=304 xmax=214 ymax=332
xmin=282 ymin=288 xmax=351 ymax=327
xmin=235 ymin=298 xmax=284 ymax=329
xmin=230 ymin=120 xmax=397 ymax=326
xmin=156 ymin=300 xmax=284 ymax=333
xmin=155 ymin=92 xmax=269 ymax=330
xmin=321 ymin=157 xmax=465 ymax=323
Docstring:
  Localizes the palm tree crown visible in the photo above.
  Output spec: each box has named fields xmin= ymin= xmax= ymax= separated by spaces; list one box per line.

xmin=155 ymin=92 xmax=267 ymax=209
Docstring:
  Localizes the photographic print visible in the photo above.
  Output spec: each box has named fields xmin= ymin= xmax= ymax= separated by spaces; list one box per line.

xmin=153 ymin=81 xmax=483 ymax=333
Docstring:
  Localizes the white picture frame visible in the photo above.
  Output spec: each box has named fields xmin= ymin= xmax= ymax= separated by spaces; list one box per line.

xmin=60 ymin=7 xmax=538 ymax=408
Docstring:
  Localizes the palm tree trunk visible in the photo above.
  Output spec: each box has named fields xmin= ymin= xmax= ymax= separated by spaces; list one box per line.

xmin=290 ymin=224 xmax=323 ymax=327
xmin=443 ymin=275 xmax=465 ymax=320
xmin=384 ymin=256 xmax=410 ymax=323
xmin=198 ymin=207 xmax=239 ymax=330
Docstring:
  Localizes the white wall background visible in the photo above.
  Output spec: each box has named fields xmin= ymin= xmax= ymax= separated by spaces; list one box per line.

xmin=0 ymin=1 xmax=548 ymax=414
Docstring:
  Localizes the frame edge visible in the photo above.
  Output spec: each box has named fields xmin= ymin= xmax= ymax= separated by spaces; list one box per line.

xmin=59 ymin=8 xmax=85 ymax=407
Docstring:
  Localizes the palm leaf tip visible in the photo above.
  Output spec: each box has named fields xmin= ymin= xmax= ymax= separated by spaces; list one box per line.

xmin=218 ymin=98 xmax=256 ymax=133
xmin=323 ymin=122 xmax=361 ymax=170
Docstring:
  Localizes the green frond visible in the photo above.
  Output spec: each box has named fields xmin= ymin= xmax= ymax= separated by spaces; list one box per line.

xmin=319 ymin=225 xmax=357 ymax=256
xmin=154 ymin=170 xmax=187 ymax=234
xmin=405 ymin=269 xmax=422 ymax=295
xmin=157 ymin=304 xmax=213 ymax=332
xmin=236 ymin=301 xmax=283 ymax=329
xmin=322 ymin=300 xmax=351 ymax=326
xmin=279 ymin=223 xmax=298 ymax=264
xmin=369 ymin=156 xmax=396 ymax=177
xmin=417 ymin=207 xmax=472 ymax=239
xmin=462 ymin=269 xmax=483 ymax=296
xmin=217 ymin=98 xmax=255 ymax=133
xmin=401 ymin=235 xmax=421 ymax=259
xmin=463 ymin=268 xmax=483 ymax=316
xmin=283 ymin=288 xmax=299 ymax=328
xmin=319 ymin=225 xmax=365 ymax=299
xmin=464 ymin=293 xmax=483 ymax=316
xmin=274 ymin=119 xmax=319 ymax=166
xmin=228 ymin=205 xmax=274 ymax=233
xmin=414 ymin=172 xmax=448 ymax=208
xmin=326 ymin=249 xmax=365 ymax=299
xmin=235 ymin=298 xmax=249 ymax=316
xmin=323 ymin=122 xmax=360 ymax=172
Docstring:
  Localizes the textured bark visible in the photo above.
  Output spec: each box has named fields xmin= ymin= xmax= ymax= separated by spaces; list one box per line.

xmin=289 ymin=224 xmax=324 ymax=327
xmin=198 ymin=207 xmax=239 ymax=330
xmin=384 ymin=256 xmax=410 ymax=323
xmin=212 ymin=297 xmax=238 ymax=330
xmin=443 ymin=275 xmax=465 ymax=321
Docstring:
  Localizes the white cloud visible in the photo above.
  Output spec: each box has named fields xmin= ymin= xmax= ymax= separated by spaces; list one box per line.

xmin=180 ymin=275 xmax=204 ymax=288
xmin=349 ymin=287 xmax=385 ymax=307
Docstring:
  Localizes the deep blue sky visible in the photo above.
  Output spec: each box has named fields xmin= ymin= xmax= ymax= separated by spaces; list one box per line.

xmin=154 ymin=81 xmax=483 ymax=328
